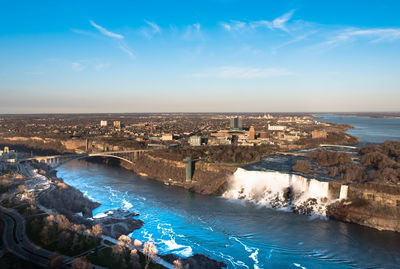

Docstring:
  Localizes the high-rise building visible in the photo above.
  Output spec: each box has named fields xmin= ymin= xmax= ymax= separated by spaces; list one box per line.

xmin=230 ymin=117 xmax=243 ymax=130
xmin=100 ymin=120 xmax=108 ymax=127
xmin=249 ymin=126 xmax=256 ymax=140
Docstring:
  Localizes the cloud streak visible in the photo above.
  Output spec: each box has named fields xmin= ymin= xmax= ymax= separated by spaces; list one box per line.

xmin=118 ymin=44 xmax=135 ymax=59
xmin=251 ymin=10 xmax=295 ymax=32
xmin=142 ymin=20 xmax=161 ymax=39
xmin=89 ymin=20 xmax=124 ymax=39
xmin=145 ymin=20 xmax=161 ymax=33
xmin=85 ymin=20 xmax=134 ymax=59
xmin=193 ymin=66 xmax=292 ymax=79
xmin=317 ymin=27 xmax=400 ymax=49
xmin=183 ymin=23 xmax=202 ymax=40
xmin=220 ymin=21 xmax=246 ymax=32
xmin=221 ymin=10 xmax=295 ymax=33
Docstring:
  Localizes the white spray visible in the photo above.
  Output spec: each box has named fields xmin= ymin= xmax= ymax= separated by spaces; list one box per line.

xmin=223 ymin=168 xmax=332 ymax=216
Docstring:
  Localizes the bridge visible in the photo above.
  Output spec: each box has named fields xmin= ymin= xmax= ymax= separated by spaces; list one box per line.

xmin=320 ymin=144 xmax=357 ymax=149
xmin=18 ymin=149 xmax=201 ymax=182
xmin=19 ymin=150 xmax=149 ymax=168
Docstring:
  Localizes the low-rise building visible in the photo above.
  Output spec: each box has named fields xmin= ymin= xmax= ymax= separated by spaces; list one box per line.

xmin=113 ymin=121 xmax=121 ymax=128
xmin=259 ymin=131 xmax=269 ymax=139
xmin=208 ymin=137 xmax=231 ymax=145
xmin=189 ymin=135 xmax=202 ymax=146
xmin=312 ymin=130 xmax=328 ymax=139
xmin=161 ymin=133 xmax=173 ymax=141
xmin=268 ymin=124 xmax=285 ymax=131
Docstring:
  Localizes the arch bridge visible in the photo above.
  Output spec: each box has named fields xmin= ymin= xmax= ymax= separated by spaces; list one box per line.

xmin=19 ymin=150 xmax=149 ymax=168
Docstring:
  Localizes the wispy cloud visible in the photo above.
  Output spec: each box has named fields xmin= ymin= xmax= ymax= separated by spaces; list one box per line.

xmin=221 ymin=10 xmax=295 ymax=33
xmin=70 ymin=60 xmax=111 ymax=72
xmin=273 ymin=30 xmax=317 ymax=53
xmin=317 ymin=27 xmax=400 ymax=49
xmin=78 ymin=20 xmax=135 ymax=59
xmin=251 ymin=10 xmax=295 ymax=32
xmin=118 ymin=44 xmax=135 ymax=59
xmin=220 ymin=21 xmax=246 ymax=32
xmin=145 ymin=20 xmax=161 ymax=33
xmin=71 ymin=29 xmax=99 ymax=38
xmin=183 ymin=23 xmax=203 ymax=41
xmin=71 ymin=62 xmax=86 ymax=72
xmin=89 ymin=20 xmax=124 ymax=39
xmin=141 ymin=20 xmax=161 ymax=39
xmin=192 ymin=66 xmax=292 ymax=79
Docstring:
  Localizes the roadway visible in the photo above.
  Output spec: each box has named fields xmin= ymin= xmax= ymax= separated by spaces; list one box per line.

xmin=0 ymin=206 xmax=64 ymax=267
xmin=0 ymin=203 xmax=171 ymax=269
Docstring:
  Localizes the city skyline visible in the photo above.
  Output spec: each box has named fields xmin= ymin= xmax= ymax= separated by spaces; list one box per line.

xmin=1 ymin=0 xmax=400 ymax=113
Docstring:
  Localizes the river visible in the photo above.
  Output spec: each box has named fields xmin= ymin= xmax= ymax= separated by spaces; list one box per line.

xmin=57 ymin=115 xmax=400 ymax=269
xmin=315 ymin=114 xmax=400 ymax=145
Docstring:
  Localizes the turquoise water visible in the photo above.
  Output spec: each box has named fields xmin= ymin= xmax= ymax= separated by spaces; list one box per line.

xmin=56 ymin=115 xmax=400 ymax=268
xmin=58 ymin=161 xmax=400 ymax=269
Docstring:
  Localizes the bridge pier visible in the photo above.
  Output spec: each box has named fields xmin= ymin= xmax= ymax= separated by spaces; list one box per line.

xmin=186 ymin=157 xmax=193 ymax=182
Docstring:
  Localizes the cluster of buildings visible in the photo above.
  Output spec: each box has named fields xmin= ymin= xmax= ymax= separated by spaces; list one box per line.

xmin=183 ymin=116 xmax=328 ymax=147
xmin=0 ymin=114 xmax=330 ymax=150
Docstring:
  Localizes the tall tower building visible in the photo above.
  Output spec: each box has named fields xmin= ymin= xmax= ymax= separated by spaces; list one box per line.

xmin=230 ymin=117 xmax=243 ymax=130
xmin=249 ymin=126 xmax=256 ymax=139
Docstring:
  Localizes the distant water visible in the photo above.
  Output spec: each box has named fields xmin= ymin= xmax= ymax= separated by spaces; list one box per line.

xmin=315 ymin=114 xmax=400 ymax=145
xmin=58 ymin=161 xmax=400 ymax=269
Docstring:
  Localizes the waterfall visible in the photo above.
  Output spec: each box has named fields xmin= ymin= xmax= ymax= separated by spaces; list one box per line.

xmin=223 ymin=168 xmax=332 ymax=216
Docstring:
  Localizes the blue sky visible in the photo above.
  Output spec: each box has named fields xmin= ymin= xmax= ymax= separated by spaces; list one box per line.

xmin=1 ymin=0 xmax=400 ymax=113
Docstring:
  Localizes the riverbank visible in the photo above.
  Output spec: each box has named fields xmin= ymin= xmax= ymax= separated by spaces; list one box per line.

xmin=32 ymin=162 xmax=227 ymax=268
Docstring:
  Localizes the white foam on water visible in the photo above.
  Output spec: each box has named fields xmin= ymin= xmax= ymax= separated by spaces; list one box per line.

xmin=143 ymin=223 xmax=194 ymax=257
xmin=293 ymin=263 xmax=307 ymax=269
xmin=163 ymin=239 xmax=193 ymax=256
xmin=249 ymin=249 xmax=259 ymax=264
xmin=93 ymin=212 xmax=108 ymax=219
xmin=223 ymin=168 xmax=333 ymax=216
xmin=230 ymin=236 xmax=260 ymax=267
xmin=122 ymin=199 xmax=133 ymax=209
xmin=82 ymin=190 xmax=96 ymax=202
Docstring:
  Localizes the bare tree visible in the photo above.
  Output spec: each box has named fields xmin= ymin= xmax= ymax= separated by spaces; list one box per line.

xmin=71 ymin=257 xmax=93 ymax=269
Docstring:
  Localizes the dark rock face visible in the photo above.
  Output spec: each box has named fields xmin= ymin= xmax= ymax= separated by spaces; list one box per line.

xmin=130 ymin=154 xmax=237 ymax=195
xmin=38 ymin=184 xmax=100 ymax=218
xmin=326 ymin=199 xmax=400 ymax=232
xmin=161 ymin=254 xmax=227 ymax=269
xmin=39 ymin=184 xmax=144 ymax=239
xmin=98 ymin=216 xmax=144 ymax=239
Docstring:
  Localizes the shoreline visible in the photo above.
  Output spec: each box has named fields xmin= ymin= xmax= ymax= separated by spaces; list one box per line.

xmin=35 ymin=162 xmax=227 ymax=268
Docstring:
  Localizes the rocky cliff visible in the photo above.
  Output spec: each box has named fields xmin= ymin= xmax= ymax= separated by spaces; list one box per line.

xmin=327 ymin=181 xmax=400 ymax=232
xmin=128 ymin=154 xmax=238 ymax=195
